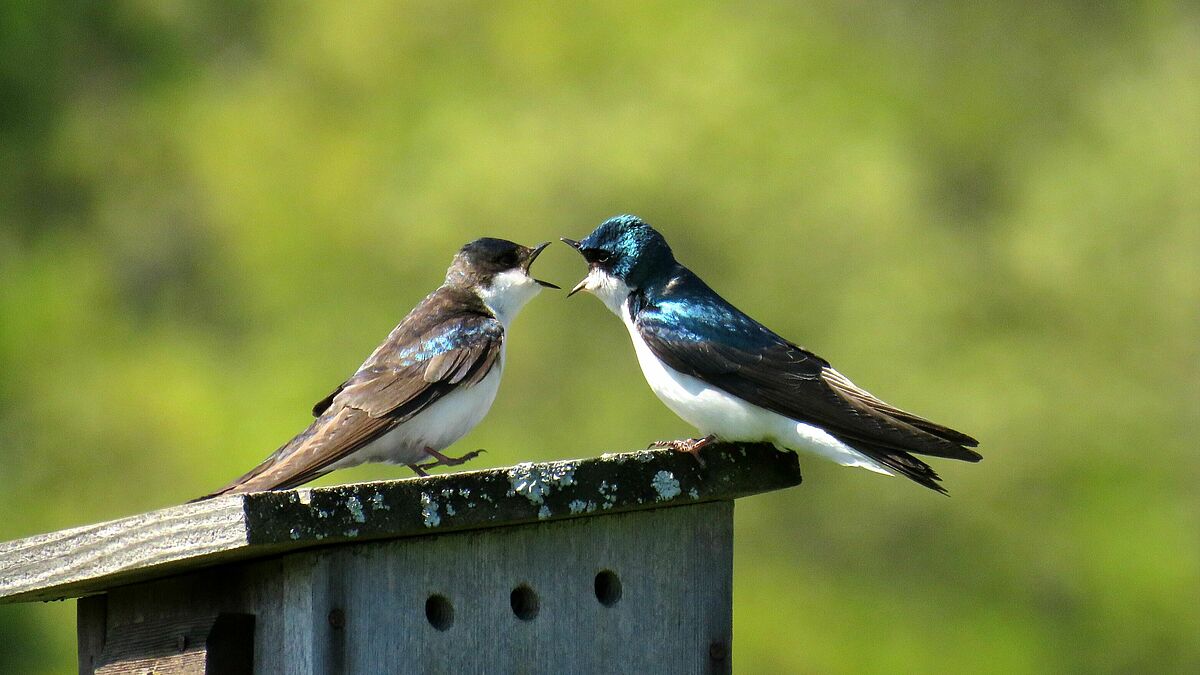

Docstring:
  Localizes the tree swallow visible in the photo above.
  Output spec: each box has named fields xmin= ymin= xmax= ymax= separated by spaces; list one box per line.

xmin=197 ymin=238 xmax=558 ymax=499
xmin=562 ymin=215 xmax=980 ymax=494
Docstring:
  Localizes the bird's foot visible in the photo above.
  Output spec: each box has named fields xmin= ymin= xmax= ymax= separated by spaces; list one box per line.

xmin=406 ymin=463 xmax=431 ymax=478
xmin=647 ymin=435 xmax=716 ymax=466
xmin=417 ymin=447 xmax=487 ymax=471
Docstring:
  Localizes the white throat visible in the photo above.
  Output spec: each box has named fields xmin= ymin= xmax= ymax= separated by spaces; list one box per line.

xmin=476 ymin=269 xmax=543 ymax=326
xmin=579 ymin=267 xmax=631 ymax=317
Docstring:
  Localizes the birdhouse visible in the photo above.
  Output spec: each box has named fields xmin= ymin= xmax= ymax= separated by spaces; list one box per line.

xmin=0 ymin=445 xmax=800 ymax=674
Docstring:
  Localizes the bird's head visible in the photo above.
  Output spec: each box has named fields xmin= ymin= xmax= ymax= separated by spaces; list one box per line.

xmin=561 ymin=215 xmax=675 ymax=313
xmin=446 ymin=238 xmax=558 ymax=324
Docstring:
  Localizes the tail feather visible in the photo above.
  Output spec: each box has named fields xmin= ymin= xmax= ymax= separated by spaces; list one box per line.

xmin=190 ymin=459 xmax=289 ymax=502
xmin=190 ymin=431 xmax=320 ymax=502
xmin=841 ymin=436 xmax=949 ymax=495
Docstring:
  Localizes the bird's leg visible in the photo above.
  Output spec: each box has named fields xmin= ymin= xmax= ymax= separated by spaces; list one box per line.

xmin=647 ymin=435 xmax=717 ymax=466
xmin=416 ymin=446 xmax=487 ymax=471
xmin=407 ymin=463 xmax=431 ymax=478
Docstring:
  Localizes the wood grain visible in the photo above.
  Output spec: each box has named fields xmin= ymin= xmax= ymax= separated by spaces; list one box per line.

xmin=90 ymin=612 xmax=253 ymax=674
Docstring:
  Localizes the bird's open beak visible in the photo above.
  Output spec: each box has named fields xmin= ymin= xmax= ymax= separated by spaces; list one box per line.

xmin=524 ymin=242 xmax=560 ymax=289
xmin=559 ymin=237 xmax=588 ymax=297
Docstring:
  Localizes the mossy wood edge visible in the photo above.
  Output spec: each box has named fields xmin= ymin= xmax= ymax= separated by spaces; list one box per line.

xmin=0 ymin=443 xmax=800 ymax=604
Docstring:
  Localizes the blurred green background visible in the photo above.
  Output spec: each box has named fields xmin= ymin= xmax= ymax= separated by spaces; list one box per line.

xmin=1 ymin=1 xmax=1197 ymax=672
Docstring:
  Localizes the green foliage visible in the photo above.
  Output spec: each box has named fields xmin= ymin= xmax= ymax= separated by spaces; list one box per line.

xmin=1 ymin=2 xmax=1197 ymax=672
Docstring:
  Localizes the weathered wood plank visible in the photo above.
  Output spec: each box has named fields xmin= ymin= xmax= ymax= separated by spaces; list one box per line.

xmin=1 ymin=497 xmax=247 ymax=604
xmin=90 ymin=612 xmax=254 ymax=675
xmin=1 ymin=443 xmax=799 ymax=604
xmin=77 ymin=594 xmax=106 ymax=675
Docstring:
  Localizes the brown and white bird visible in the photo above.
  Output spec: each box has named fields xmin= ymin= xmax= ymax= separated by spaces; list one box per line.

xmin=197 ymin=238 xmax=557 ymax=500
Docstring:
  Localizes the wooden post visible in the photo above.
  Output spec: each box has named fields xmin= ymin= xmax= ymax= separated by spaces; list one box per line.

xmin=0 ymin=444 xmax=800 ymax=674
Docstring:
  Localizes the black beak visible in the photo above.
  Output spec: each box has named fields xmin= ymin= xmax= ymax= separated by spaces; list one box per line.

xmin=524 ymin=242 xmax=560 ymax=289
xmin=560 ymin=237 xmax=589 ymax=297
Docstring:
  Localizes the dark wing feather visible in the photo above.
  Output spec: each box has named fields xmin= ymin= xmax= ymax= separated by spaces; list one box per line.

xmin=197 ymin=302 xmax=503 ymax=499
xmin=820 ymin=368 xmax=980 ymax=448
xmin=312 ymin=384 xmax=344 ymax=417
xmin=208 ymin=406 xmax=395 ymax=495
xmin=635 ymin=290 xmax=980 ymax=464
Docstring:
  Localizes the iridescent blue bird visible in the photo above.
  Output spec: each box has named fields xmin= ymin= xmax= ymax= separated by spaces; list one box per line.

xmin=562 ymin=215 xmax=980 ymax=493
xmin=198 ymin=238 xmax=558 ymax=499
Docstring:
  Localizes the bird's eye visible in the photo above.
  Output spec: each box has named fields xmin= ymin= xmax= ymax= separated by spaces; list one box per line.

xmin=582 ymin=248 xmax=613 ymax=265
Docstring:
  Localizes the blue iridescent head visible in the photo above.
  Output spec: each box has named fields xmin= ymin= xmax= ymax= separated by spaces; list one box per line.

xmin=561 ymin=215 xmax=676 ymax=299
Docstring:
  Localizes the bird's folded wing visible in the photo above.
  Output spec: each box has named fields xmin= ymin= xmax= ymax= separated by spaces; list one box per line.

xmin=231 ymin=406 xmax=396 ymax=492
xmin=208 ymin=315 xmax=504 ymax=495
xmin=636 ymin=306 xmax=979 ymax=461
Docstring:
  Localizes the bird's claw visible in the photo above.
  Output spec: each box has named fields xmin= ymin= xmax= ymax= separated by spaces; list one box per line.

xmin=415 ymin=447 xmax=487 ymax=473
xmin=437 ymin=448 xmax=485 ymax=466
xmin=646 ymin=435 xmax=716 ymax=467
